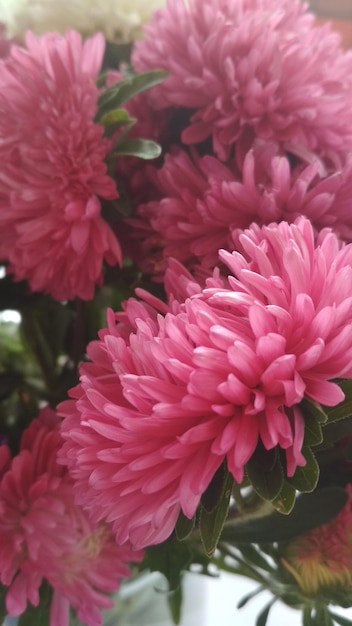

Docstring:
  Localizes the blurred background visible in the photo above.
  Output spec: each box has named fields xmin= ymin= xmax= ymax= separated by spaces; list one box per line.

xmin=309 ymin=0 xmax=352 ymax=47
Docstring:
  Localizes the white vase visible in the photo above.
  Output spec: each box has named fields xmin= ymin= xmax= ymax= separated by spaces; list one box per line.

xmin=103 ymin=571 xmax=207 ymax=626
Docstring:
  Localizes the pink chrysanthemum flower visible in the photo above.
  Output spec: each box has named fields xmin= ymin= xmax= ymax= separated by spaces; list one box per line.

xmin=0 ymin=30 xmax=122 ymax=301
xmin=282 ymin=485 xmax=352 ymax=595
xmin=132 ymin=0 xmax=352 ymax=162
xmin=0 ymin=408 xmax=143 ymax=626
xmin=59 ymin=218 xmax=352 ymax=549
xmin=136 ymin=144 xmax=352 ymax=276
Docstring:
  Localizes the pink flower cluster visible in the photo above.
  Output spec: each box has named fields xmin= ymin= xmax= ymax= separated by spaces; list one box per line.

xmin=59 ymin=218 xmax=352 ymax=548
xmin=0 ymin=409 xmax=143 ymax=626
xmin=0 ymin=30 xmax=121 ymax=300
xmin=3 ymin=0 xmax=352 ymax=599
xmin=126 ymin=0 xmax=352 ymax=280
xmin=132 ymin=0 xmax=352 ymax=163
xmin=135 ymin=144 xmax=352 ymax=275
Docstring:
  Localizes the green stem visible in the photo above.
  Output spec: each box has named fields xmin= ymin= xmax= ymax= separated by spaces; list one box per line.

xmin=21 ymin=307 xmax=55 ymax=393
xmin=70 ymin=299 xmax=88 ymax=369
xmin=224 ymin=494 xmax=274 ymax=527
xmin=212 ymin=551 xmax=270 ymax=586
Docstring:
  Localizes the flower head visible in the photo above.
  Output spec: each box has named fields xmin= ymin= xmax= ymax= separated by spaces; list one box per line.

xmin=0 ymin=408 xmax=143 ymax=626
xmin=0 ymin=30 xmax=122 ymax=300
xmin=59 ymin=218 xmax=352 ymax=549
xmin=136 ymin=144 xmax=352 ymax=276
xmin=282 ymin=485 xmax=352 ymax=595
xmin=132 ymin=0 xmax=352 ymax=163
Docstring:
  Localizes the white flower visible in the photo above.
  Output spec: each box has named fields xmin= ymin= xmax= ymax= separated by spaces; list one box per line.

xmin=0 ymin=0 xmax=165 ymax=43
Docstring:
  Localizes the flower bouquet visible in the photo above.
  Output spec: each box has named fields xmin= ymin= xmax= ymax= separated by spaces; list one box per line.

xmin=2 ymin=1 xmax=352 ymax=625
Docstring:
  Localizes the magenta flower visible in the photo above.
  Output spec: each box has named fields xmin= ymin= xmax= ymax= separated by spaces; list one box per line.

xmin=59 ymin=218 xmax=352 ymax=549
xmin=0 ymin=30 xmax=121 ymax=300
xmin=134 ymin=148 xmax=214 ymax=274
xmin=136 ymin=144 xmax=352 ymax=276
xmin=132 ymin=0 xmax=352 ymax=163
xmin=0 ymin=408 xmax=143 ymax=626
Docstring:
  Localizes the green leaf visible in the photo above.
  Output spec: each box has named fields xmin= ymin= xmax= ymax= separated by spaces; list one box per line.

xmin=200 ymin=470 xmax=234 ymax=556
xmin=246 ymin=447 xmax=284 ymax=502
xmin=300 ymin=398 xmax=325 ymax=446
xmin=167 ymin=584 xmax=183 ymax=625
xmin=271 ymin=481 xmax=297 ymax=514
xmin=97 ymin=69 xmax=168 ymax=116
xmin=220 ymin=487 xmax=347 ymax=544
xmin=301 ymin=397 xmax=328 ymax=425
xmin=328 ymin=588 xmax=352 ymax=609
xmin=99 ymin=108 xmax=136 ymax=137
xmin=175 ymin=511 xmax=195 ymax=541
xmin=144 ymin=538 xmax=192 ymax=591
xmin=237 ymin=545 xmax=275 ymax=573
xmin=112 ymin=138 xmax=162 ymax=159
xmin=321 ymin=418 xmax=352 ymax=446
xmin=279 ymin=590 xmax=305 ymax=608
xmin=287 ymin=447 xmax=319 ymax=493
xmin=329 ymin=611 xmax=352 ymax=626
xmin=100 ymin=108 xmax=135 ymax=127
xmin=237 ymin=586 xmax=264 ymax=609
xmin=255 ymin=600 xmax=275 ymax=626
xmin=337 ymin=592 xmax=352 ymax=609
xmin=324 ymin=380 xmax=352 ymax=423
xmin=201 ymin=462 xmax=228 ymax=512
